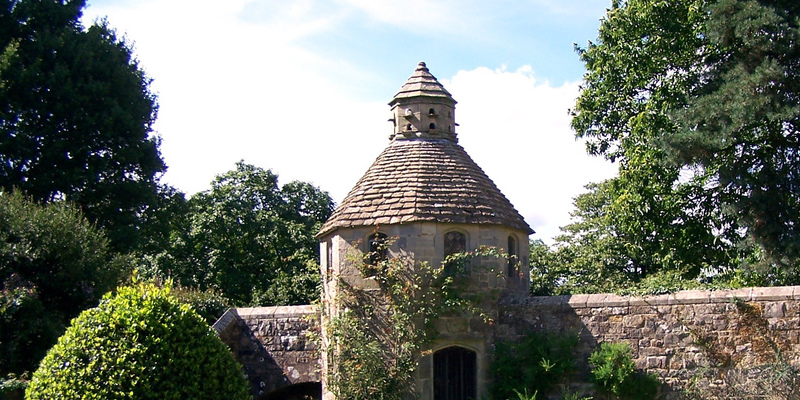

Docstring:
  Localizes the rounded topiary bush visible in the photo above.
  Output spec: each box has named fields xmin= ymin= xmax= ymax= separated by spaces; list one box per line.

xmin=25 ymin=283 xmax=250 ymax=400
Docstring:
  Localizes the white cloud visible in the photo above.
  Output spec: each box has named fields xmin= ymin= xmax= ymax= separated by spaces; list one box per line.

xmin=82 ymin=1 xmax=617 ymax=244
xmin=444 ymin=66 xmax=617 ymax=243
xmin=83 ymin=0 xmax=385 ymax=198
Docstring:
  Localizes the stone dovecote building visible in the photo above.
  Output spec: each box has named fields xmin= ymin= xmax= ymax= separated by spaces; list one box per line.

xmin=215 ymin=62 xmax=533 ymax=400
xmin=317 ymin=62 xmax=533 ymax=400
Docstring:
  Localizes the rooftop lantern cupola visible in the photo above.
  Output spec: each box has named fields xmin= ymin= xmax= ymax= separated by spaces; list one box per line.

xmin=389 ymin=61 xmax=458 ymax=142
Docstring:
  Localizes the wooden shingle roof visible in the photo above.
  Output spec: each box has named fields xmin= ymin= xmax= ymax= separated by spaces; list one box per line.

xmin=318 ymin=138 xmax=533 ymax=236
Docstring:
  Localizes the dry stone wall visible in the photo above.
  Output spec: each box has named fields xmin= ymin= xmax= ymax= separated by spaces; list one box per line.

xmin=497 ymin=286 xmax=800 ymax=399
xmin=214 ymin=305 xmax=320 ymax=399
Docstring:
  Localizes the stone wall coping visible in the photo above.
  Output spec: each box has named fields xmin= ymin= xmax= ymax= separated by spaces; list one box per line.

xmin=751 ymin=286 xmax=796 ymax=301
xmin=212 ymin=308 xmax=240 ymax=334
xmin=211 ymin=305 xmax=321 ymax=335
xmin=234 ymin=304 xmax=320 ymax=319
xmin=527 ymin=285 xmax=800 ymax=309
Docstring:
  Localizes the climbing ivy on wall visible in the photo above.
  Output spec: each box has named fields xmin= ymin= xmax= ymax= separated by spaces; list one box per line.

xmin=324 ymin=242 xmax=507 ymax=400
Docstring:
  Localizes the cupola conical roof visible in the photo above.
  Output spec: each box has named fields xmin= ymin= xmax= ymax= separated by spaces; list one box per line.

xmin=390 ymin=62 xmax=455 ymax=105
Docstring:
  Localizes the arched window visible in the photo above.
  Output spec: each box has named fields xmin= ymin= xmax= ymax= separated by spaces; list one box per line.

xmin=429 ymin=123 xmax=436 ymax=129
xmin=507 ymin=236 xmax=517 ymax=277
xmin=406 ymin=123 xmax=413 ymax=131
xmin=434 ymin=346 xmax=477 ymax=400
xmin=444 ymin=231 xmax=466 ymax=258
xmin=429 ymin=108 xmax=436 ymax=115
xmin=368 ymin=232 xmax=388 ymax=265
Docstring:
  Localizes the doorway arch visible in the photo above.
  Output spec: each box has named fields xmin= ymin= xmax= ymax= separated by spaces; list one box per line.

xmin=433 ymin=346 xmax=477 ymax=400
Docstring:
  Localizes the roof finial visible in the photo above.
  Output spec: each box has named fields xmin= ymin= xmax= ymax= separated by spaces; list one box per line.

xmin=417 ymin=61 xmax=428 ymax=71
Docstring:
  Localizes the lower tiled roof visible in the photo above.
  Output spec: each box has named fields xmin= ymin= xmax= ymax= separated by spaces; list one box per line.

xmin=318 ymin=138 xmax=533 ymax=236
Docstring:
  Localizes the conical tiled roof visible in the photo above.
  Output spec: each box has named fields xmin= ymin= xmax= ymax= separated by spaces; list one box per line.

xmin=318 ymin=138 xmax=532 ymax=236
xmin=390 ymin=62 xmax=455 ymax=104
xmin=318 ymin=62 xmax=532 ymax=237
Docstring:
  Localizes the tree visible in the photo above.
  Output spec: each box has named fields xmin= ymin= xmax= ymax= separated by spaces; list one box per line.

xmin=25 ymin=283 xmax=250 ymax=400
xmin=567 ymin=0 xmax=800 ymax=286
xmin=529 ymin=178 xmax=743 ymax=295
xmin=666 ymin=0 xmax=800 ymax=276
xmin=0 ymin=0 xmax=165 ymax=253
xmin=0 ymin=191 xmax=127 ymax=378
xmin=143 ymin=162 xmax=334 ymax=306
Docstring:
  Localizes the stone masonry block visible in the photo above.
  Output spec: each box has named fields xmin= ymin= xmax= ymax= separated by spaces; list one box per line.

xmin=710 ymin=288 xmax=753 ymax=303
xmin=669 ymin=290 xmax=711 ymax=305
xmin=752 ymin=286 xmax=796 ymax=301
xmin=623 ymin=314 xmax=645 ymax=328
xmin=764 ymin=301 xmax=787 ymax=318
xmin=567 ymin=294 xmax=590 ymax=308
xmin=585 ymin=293 xmax=609 ymax=308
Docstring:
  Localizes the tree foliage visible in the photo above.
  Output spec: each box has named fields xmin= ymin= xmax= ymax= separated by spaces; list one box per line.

xmin=546 ymin=0 xmax=800 ymax=291
xmin=0 ymin=0 xmax=165 ymax=253
xmin=0 ymin=191 xmax=127 ymax=377
xmin=25 ymin=282 xmax=250 ymax=400
xmin=143 ymin=162 xmax=334 ymax=306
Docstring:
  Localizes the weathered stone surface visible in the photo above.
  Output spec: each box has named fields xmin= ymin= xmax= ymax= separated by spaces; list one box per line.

xmin=497 ymin=285 xmax=800 ymax=400
xmin=214 ymin=306 xmax=320 ymax=399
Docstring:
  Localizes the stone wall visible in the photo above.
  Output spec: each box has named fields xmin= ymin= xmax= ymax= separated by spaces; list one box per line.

xmin=497 ymin=286 xmax=800 ymax=399
xmin=214 ymin=305 xmax=320 ymax=399
xmin=216 ymin=287 xmax=800 ymax=399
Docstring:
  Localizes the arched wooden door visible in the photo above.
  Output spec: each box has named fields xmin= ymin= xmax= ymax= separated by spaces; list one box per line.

xmin=433 ymin=346 xmax=477 ymax=400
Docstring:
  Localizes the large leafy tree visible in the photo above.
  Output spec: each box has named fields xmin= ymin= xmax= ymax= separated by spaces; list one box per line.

xmin=144 ymin=162 xmax=334 ymax=306
xmin=554 ymin=0 xmax=800 ymax=290
xmin=0 ymin=0 xmax=165 ymax=252
xmin=0 ymin=191 xmax=127 ymax=378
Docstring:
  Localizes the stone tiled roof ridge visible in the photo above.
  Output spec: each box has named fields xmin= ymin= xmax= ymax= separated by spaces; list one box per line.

xmin=318 ymin=138 xmax=533 ymax=236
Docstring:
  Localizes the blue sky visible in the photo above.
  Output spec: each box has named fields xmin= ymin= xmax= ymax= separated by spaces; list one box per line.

xmin=82 ymin=0 xmax=618 ymax=243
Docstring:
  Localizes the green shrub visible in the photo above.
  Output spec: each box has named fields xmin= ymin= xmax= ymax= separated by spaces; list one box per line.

xmin=25 ymin=283 xmax=249 ymax=400
xmin=0 ymin=191 xmax=128 ymax=377
xmin=490 ymin=331 xmax=579 ymax=400
xmin=588 ymin=342 xmax=660 ymax=400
